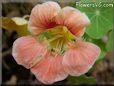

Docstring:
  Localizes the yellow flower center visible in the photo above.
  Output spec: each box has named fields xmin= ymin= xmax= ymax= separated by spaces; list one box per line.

xmin=38 ymin=25 xmax=76 ymax=55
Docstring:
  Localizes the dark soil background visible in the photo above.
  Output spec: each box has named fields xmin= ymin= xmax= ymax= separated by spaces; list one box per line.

xmin=1 ymin=2 xmax=114 ymax=85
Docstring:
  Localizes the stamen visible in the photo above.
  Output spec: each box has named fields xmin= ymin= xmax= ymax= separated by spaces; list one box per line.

xmin=37 ymin=25 xmax=76 ymax=55
xmin=59 ymin=39 xmax=64 ymax=52
xmin=56 ymin=40 xmax=60 ymax=50
xmin=48 ymin=35 xmax=63 ymax=42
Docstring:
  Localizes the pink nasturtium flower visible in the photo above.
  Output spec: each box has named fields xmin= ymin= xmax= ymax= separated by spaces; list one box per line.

xmin=12 ymin=1 xmax=101 ymax=84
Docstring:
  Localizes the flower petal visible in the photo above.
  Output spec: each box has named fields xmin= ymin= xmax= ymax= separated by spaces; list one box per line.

xmin=62 ymin=41 xmax=101 ymax=76
xmin=61 ymin=7 xmax=90 ymax=37
xmin=31 ymin=53 xmax=68 ymax=84
xmin=28 ymin=1 xmax=61 ymax=35
xmin=55 ymin=6 xmax=81 ymax=25
xmin=28 ymin=22 xmax=45 ymax=35
xmin=12 ymin=36 xmax=47 ymax=69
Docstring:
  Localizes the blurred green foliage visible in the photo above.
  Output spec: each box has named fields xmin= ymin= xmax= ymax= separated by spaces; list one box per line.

xmin=67 ymin=75 xmax=96 ymax=84
xmin=106 ymin=30 xmax=113 ymax=52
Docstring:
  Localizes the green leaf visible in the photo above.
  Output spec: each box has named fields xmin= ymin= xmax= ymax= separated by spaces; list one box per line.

xmin=67 ymin=75 xmax=96 ymax=84
xmin=0 ymin=17 xmax=30 ymax=36
xmin=93 ymin=39 xmax=106 ymax=62
xmin=77 ymin=4 xmax=113 ymax=39
xmin=16 ymin=24 xmax=30 ymax=36
xmin=97 ymin=50 xmax=106 ymax=63
xmin=12 ymin=17 xmax=28 ymax=25
xmin=0 ymin=17 xmax=17 ymax=30
xmin=106 ymin=31 xmax=113 ymax=52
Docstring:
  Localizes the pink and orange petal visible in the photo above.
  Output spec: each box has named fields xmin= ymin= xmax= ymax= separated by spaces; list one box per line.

xmin=62 ymin=41 xmax=101 ymax=76
xmin=31 ymin=53 xmax=68 ymax=84
xmin=28 ymin=1 xmax=90 ymax=37
xmin=28 ymin=1 xmax=61 ymax=35
xmin=12 ymin=36 xmax=47 ymax=69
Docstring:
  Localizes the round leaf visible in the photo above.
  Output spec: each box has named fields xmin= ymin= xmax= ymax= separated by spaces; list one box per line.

xmin=106 ymin=31 xmax=113 ymax=52
xmin=77 ymin=4 xmax=113 ymax=39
